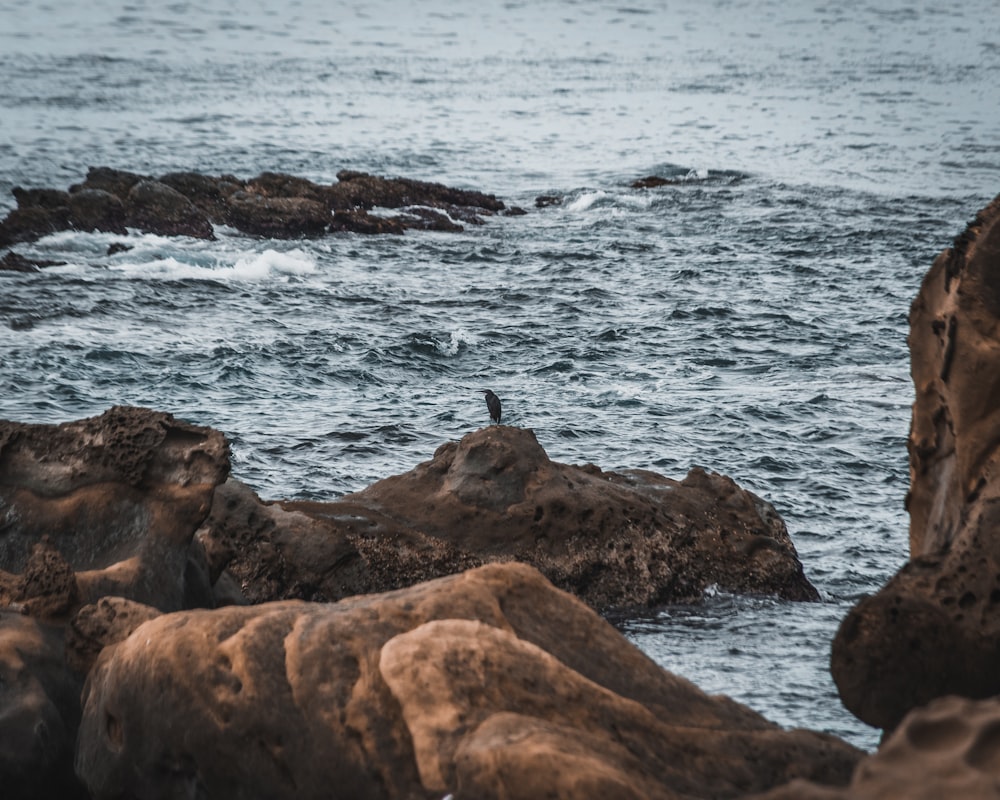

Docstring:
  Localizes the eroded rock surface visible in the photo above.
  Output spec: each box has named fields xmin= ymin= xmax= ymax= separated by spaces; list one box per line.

xmin=200 ymin=425 xmax=818 ymax=609
xmin=76 ymin=563 xmax=860 ymax=800
xmin=753 ymin=694 xmax=1000 ymax=800
xmin=831 ymin=195 xmax=1000 ymax=733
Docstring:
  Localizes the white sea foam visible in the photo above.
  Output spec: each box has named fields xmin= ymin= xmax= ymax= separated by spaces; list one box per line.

xmin=437 ymin=327 xmax=477 ymax=356
xmin=104 ymin=248 xmax=318 ymax=281
xmin=565 ymin=190 xmax=607 ymax=213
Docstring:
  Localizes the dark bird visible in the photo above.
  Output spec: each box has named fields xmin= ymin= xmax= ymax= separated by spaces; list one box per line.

xmin=482 ymin=389 xmax=502 ymax=424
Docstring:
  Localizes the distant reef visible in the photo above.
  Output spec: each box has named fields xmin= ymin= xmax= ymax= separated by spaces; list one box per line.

xmin=0 ymin=166 xmax=527 ymax=254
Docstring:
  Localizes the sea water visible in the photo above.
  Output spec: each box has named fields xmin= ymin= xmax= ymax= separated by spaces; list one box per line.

xmin=2 ymin=0 xmax=1000 ymax=751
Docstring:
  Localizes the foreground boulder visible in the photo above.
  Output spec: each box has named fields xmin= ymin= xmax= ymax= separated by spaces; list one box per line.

xmin=0 ymin=405 xmax=229 ymax=610
xmin=76 ymin=563 xmax=861 ymax=800
xmin=201 ymin=425 xmax=819 ymax=609
xmin=831 ymin=194 xmax=1000 ymax=733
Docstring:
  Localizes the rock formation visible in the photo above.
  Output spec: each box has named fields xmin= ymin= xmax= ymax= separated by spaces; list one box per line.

xmin=753 ymin=694 xmax=1000 ymax=800
xmin=76 ymin=563 xmax=861 ymax=800
xmin=0 ymin=166 xmax=519 ymax=250
xmin=199 ymin=425 xmax=819 ymax=608
xmin=831 ymin=194 xmax=1000 ymax=734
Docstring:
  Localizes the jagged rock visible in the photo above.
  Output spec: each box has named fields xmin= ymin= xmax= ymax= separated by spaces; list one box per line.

xmin=831 ymin=194 xmax=1000 ymax=733
xmin=75 ymin=563 xmax=861 ymax=800
xmin=753 ymin=695 xmax=1000 ymax=800
xmin=225 ymin=191 xmax=330 ymax=238
xmin=0 ymin=405 xmax=229 ymax=610
xmin=329 ymin=169 xmax=506 ymax=219
xmin=0 ymin=611 xmax=88 ymax=799
xmin=124 ymin=180 xmax=215 ymax=239
xmin=67 ymin=188 xmax=127 ymax=235
xmin=246 ymin=171 xmax=331 ymax=204
xmin=199 ymin=426 xmax=818 ymax=609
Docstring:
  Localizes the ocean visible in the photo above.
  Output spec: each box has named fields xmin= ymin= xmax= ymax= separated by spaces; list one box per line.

xmin=2 ymin=0 xmax=999 ymax=752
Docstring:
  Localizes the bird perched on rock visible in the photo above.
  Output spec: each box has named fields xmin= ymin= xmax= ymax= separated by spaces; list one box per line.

xmin=482 ymin=389 xmax=502 ymax=424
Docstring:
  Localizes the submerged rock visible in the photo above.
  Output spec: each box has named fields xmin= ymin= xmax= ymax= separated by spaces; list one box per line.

xmin=201 ymin=425 xmax=819 ymax=609
xmin=831 ymin=193 xmax=1000 ymax=734
xmin=76 ymin=562 xmax=861 ymax=800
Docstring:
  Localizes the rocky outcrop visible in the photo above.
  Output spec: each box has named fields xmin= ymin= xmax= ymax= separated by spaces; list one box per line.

xmin=0 ymin=405 xmax=230 ymax=610
xmin=0 ymin=166 xmax=518 ymax=249
xmin=76 ymin=562 xmax=861 ymax=800
xmin=754 ymin=694 xmax=1000 ymax=800
xmin=199 ymin=425 xmax=819 ymax=609
xmin=831 ymin=194 xmax=1000 ymax=732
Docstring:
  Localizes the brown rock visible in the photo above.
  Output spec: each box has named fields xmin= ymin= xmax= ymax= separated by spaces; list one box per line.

xmin=76 ymin=563 xmax=861 ymax=800
xmin=0 ymin=405 xmax=230 ymax=610
xmin=14 ymin=537 xmax=79 ymax=620
xmin=831 ymin=194 xmax=1000 ymax=733
xmin=12 ymin=186 xmax=71 ymax=209
xmin=0 ymin=611 xmax=88 ymax=798
xmin=74 ymin=166 xmax=149 ymax=200
xmin=329 ymin=207 xmax=406 ymax=234
xmin=0 ymin=251 xmax=66 ymax=272
xmin=246 ymin=171 xmax=331 ymax=204
xmin=158 ymin=171 xmax=245 ymax=224
xmin=65 ymin=596 xmax=161 ymax=675
xmin=225 ymin=191 xmax=330 ymax=237
xmin=0 ymin=205 xmax=71 ymax=247
xmin=753 ymin=695 xmax=1000 ymax=800
xmin=67 ymin=188 xmax=127 ymax=235
xmin=124 ymin=179 xmax=216 ymax=239
xmin=329 ymin=169 xmax=506 ymax=217
xmin=199 ymin=426 xmax=818 ymax=609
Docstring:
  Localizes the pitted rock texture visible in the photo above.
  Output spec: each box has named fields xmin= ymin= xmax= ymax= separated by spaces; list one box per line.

xmin=831 ymin=195 xmax=1000 ymax=733
xmin=76 ymin=563 xmax=860 ymax=800
xmin=0 ymin=405 xmax=230 ymax=609
xmin=200 ymin=426 xmax=818 ymax=610
xmin=753 ymin=695 xmax=1000 ymax=800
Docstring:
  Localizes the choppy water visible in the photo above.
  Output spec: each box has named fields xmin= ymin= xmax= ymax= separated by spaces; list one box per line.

xmin=3 ymin=0 xmax=1000 ymax=752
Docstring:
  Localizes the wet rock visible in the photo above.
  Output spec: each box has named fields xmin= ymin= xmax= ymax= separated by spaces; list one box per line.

xmin=76 ymin=563 xmax=861 ymax=800
xmin=329 ymin=207 xmax=406 ymax=234
xmin=73 ymin=166 xmax=149 ymax=200
xmin=0 ymin=206 xmax=71 ymax=247
xmin=329 ymin=169 xmax=506 ymax=218
xmin=632 ymin=175 xmax=681 ymax=188
xmin=246 ymin=171 xmax=331 ymax=204
xmin=106 ymin=242 xmax=132 ymax=256
xmin=0 ymin=405 xmax=230 ymax=610
xmin=535 ymin=194 xmax=562 ymax=207
xmin=831 ymin=193 xmax=1000 ymax=732
xmin=12 ymin=186 xmax=71 ymax=209
xmin=754 ymin=695 xmax=1000 ymax=800
xmin=225 ymin=191 xmax=330 ymax=238
xmin=0 ymin=611 xmax=88 ymax=799
xmin=124 ymin=179 xmax=216 ymax=239
xmin=158 ymin=171 xmax=244 ymax=224
xmin=200 ymin=426 xmax=818 ymax=609
xmin=67 ymin=188 xmax=127 ymax=235
xmin=0 ymin=251 xmax=66 ymax=272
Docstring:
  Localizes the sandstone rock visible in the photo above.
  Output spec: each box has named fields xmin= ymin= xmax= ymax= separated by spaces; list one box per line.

xmin=0 ymin=405 xmax=230 ymax=610
xmin=0 ymin=611 xmax=88 ymax=799
xmin=67 ymin=188 xmax=127 ymax=235
xmin=124 ymin=180 xmax=215 ymax=239
xmin=76 ymin=563 xmax=861 ymax=800
xmin=65 ymin=597 xmax=161 ymax=675
xmin=198 ymin=426 xmax=818 ymax=609
xmin=753 ymin=695 xmax=1000 ymax=800
xmin=831 ymin=194 xmax=1000 ymax=733
xmin=225 ymin=191 xmax=330 ymax=237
